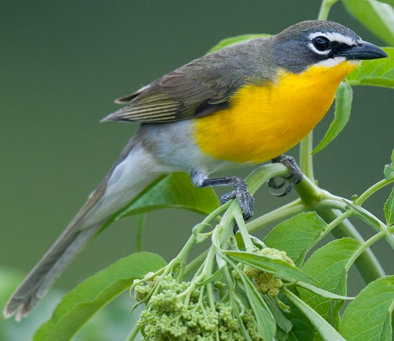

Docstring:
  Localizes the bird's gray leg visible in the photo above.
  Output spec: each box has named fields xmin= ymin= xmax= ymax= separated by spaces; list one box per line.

xmin=190 ymin=170 xmax=254 ymax=220
xmin=268 ymin=154 xmax=304 ymax=197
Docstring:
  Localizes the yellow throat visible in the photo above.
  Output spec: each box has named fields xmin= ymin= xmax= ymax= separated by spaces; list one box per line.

xmin=194 ymin=60 xmax=359 ymax=164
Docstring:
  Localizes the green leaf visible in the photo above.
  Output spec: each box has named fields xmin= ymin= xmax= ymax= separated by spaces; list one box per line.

xmin=283 ymin=289 xmax=346 ymax=341
xmin=276 ymin=293 xmax=315 ymax=341
xmin=342 ymin=0 xmax=394 ymax=45
xmin=33 ymin=252 xmax=166 ymax=341
xmin=385 ymin=186 xmax=394 ymax=225
xmin=384 ymin=149 xmax=394 ymax=180
xmin=226 ymin=251 xmax=318 ymax=285
xmin=385 ymin=164 xmax=394 ymax=180
xmin=313 ymin=82 xmax=353 ymax=155
xmin=297 ymin=238 xmax=361 ymax=331
xmin=345 ymin=201 xmax=382 ymax=231
xmin=235 ymin=268 xmax=276 ymax=341
xmin=114 ymin=173 xmax=219 ymax=220
xmin=264 ymin=212 xmax=327 ymax=266
xmin=346 ymin=48 xmax=394 ymax=88
xmin=264 ymin=295 xmax=293 ymax=334
xmin=207 ymin=34 xmax=271 ymax=53
xmin=339 ymin=276 xmax=394 ymax=340
xmin=296 ymin=281 xmax=353 ymax=301
xmin=347 ymin=200 xmax=394 ymax=250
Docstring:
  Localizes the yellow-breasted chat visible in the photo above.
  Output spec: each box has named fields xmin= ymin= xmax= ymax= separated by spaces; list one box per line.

xmin=4 ymin=20 xmax=388 ymax=321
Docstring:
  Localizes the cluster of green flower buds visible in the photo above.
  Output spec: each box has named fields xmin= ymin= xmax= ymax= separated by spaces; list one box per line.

xmin=132 ymin=273 xmax=263 ymax=341
xmin=243 ymin=248 xmax=295 ymax=296
xmin=133 ymin=272 xmax=160 ymax=302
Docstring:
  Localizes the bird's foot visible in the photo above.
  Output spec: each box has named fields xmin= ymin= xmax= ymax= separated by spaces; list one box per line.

xmin=220 ymin=177 xmax=254 ymax=220
xmin=192 ymin=171 xmax=255 ymax=222
xmin=269 ymin=155 xmax=303 ymax=197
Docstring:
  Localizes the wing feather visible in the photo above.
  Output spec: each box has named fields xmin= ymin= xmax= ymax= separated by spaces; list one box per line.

xmin=103 ymin=37 xmax=272 ymax=123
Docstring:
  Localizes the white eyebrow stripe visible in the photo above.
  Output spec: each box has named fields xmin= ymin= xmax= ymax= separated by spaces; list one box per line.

xmin=308 ymin=32 xmax=355 ymax=46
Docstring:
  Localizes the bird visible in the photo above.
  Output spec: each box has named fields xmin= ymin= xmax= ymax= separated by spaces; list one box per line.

xmin=4 ymin=20 xmax=388 ymax=321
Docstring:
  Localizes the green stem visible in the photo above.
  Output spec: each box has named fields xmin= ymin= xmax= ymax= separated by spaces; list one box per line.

xmin=184 ymin=245 xmax=217 ymax=294
xmin=178 ymin=235 xmax=198 ymax=264
xmin=125 ymin=324 xmax=140 ymax=341
xmin=346 ymin=225 xmax=394 ymax=272
xmin=346 ymin=230 xmax=385 ymax=272
xmin=355 ymin=178 xmax=394 ymax=205
xmin=185 ymin=165 xmax=391 ymax=283
xmin=185 ymin=200 xmax=305 ymax=277
xmin=319 ymin=210 xmax=353 ymax=240
xmin=316 ymin=198 xmax=347 ymax=211
xmin=207 ymin=283 xmax=216 ymax=311
xmin=299 ymin=133 xmax=315 ymax=182
xmin=317 ymin=209 xmax=385 ymax=283
xmin=322 ymin=193 xmax=394 ymax=248
xmin=179 ymin=202 xmax=235 ymax=279
xmin=200 ymin=246 xmax=217 ymax=280
xmin=323 ymin=193 xmax=387 ymax=228
xmin=318 ymin=0 xmax=340 ymax=20
xmin=155 ymin=232 xmax=199 ymax=289
xmin=234 ymin=209 xmax=256 ymax=251
xmin=184 ymin=250 xmax=209 ymax=278
xmin=245 ymin=163 xmax=290 ymax=195
xmin=247 ymin=199 xmax=305 ymax=233
xmin=189 ymin=165 xmax=293 ymax=282
xmin=203 ymin=201 xmax=232 ymax=224
xmin=294 ymin=175 xmax=323 ymax=206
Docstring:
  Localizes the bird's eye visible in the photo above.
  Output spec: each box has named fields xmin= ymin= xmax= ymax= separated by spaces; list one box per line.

xmin=312 ymin=36 xmax=331 ymax=51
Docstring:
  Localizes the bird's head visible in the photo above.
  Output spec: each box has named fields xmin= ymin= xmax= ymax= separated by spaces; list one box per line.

xmin=272 ymin=20 xmax=388 ymax=73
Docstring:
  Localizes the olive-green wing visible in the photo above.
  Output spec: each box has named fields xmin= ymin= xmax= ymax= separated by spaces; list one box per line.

xmin=102 ymin=44 xmax=260 ymax=123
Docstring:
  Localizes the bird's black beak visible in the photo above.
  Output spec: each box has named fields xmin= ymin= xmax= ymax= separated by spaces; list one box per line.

xmin=340 ymin=41 xmax=388 ymax=60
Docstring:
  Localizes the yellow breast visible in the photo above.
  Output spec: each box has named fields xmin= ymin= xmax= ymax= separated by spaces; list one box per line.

xmin=193 ymin=61 xmax=359 ymax=163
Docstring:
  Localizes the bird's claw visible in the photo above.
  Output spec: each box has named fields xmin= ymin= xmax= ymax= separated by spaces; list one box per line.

xmin=269 ymin=155 xmax=303 ymax=197
xmin=268 ymin=177 xmax=285 ymax=189
xmin=220 ymin=178 xmax=254 ymax=220
xmin=270 ymin=176 xmax=299 ymax=197
xmin=220 ymin=190 xmax=236 ymax=204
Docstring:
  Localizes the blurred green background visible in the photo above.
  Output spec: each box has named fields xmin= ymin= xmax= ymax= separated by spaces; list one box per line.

xmin=1 ymin=0 xmax=393 ymax=338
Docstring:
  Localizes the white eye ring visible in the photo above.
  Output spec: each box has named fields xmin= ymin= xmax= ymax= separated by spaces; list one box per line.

xmin=308 ymin=42 xmax=331 ymax=55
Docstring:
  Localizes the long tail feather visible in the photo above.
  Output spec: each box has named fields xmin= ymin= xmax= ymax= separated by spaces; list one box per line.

xmin=4 ymin=138 xmax=163 ymax=320
xmin=3 ymin=224 xmax=101 ymax=321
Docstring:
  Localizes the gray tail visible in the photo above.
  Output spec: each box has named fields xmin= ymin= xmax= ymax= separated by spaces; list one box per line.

xmin=3 ymin=222 xmax=102 ymax=321
xmin=3 ymin=137 xmax=162 ymax=321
